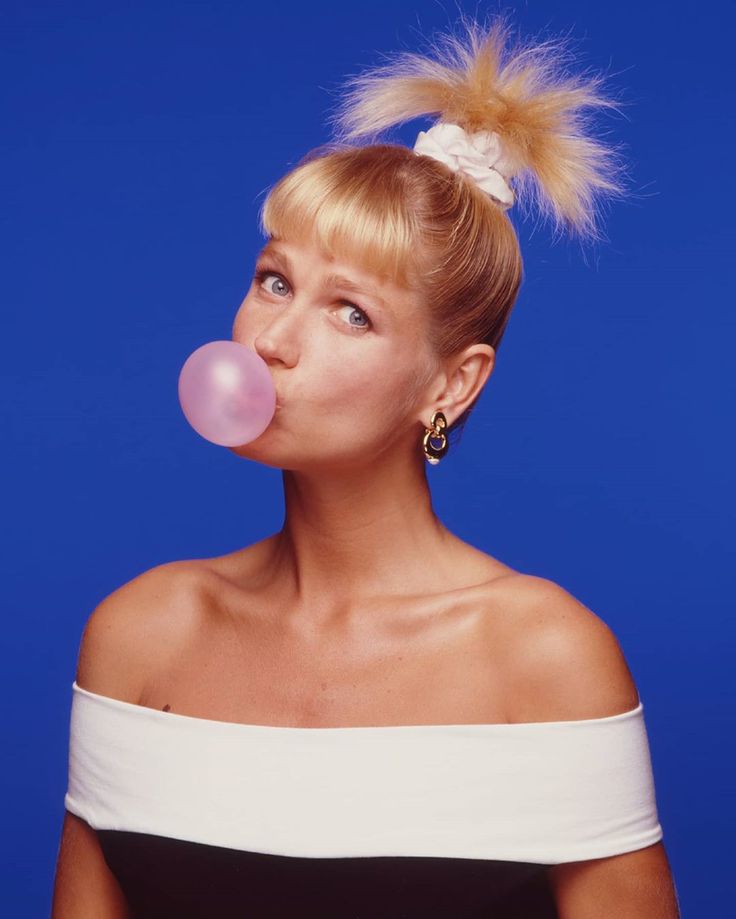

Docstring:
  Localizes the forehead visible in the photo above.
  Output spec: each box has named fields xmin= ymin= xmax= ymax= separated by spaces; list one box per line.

xmin=260 ymin=239 xmax=382 ymax=290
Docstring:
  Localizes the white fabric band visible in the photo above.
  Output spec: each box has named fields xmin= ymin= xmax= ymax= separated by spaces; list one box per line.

xmin=65 ymin=680 xmax=663 ymax=863
xmin=413 ymin=122 xmax=516 ymax=209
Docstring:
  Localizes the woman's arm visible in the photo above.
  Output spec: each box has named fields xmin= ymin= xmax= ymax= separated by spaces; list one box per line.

xmin=498 ymin=575 xmax=681 ymax=917
xmin=51 ymin=811 xmax=132 ymax=919
xmin=52 ymin=560 xmax=195 ymax=917
xmin=548 ymin=841 xmax=680 ymax=918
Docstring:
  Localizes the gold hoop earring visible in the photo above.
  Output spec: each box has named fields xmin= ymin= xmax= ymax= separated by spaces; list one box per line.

xmin=423 ymin=410 xmax=449 ymax=465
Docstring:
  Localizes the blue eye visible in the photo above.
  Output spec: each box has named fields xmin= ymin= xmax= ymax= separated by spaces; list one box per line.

xmin=253 ymin=269 xmax=289 ymax=298
xmin=252 ymin=266 xmax=373 ymax=333
xmin=335 ymin=304 xmax=371 ymax=330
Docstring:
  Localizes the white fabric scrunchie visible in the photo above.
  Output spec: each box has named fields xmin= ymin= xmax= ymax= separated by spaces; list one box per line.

xmin=413 ymin=122 xmax=516 ymax=209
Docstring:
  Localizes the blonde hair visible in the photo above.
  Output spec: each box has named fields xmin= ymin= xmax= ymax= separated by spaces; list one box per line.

xmin=257 ymin=12 xmax=629 ymax=440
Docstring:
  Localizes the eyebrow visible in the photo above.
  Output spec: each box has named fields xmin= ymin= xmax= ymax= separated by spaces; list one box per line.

xmin=258 ymin=243 xmax=387 ymax=311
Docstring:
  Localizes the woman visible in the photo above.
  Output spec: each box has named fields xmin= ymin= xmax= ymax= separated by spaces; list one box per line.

xmin=53 ymin=13 xmax=680 ymax=918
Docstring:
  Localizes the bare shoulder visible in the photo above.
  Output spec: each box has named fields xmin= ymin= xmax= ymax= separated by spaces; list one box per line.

xmin=75 ymin=559 xmax=212 ymax=704
xmin=487 ymin=573 xmax=641 ymax=723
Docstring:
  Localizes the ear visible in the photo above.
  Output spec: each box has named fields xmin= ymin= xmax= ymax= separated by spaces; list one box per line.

xmin=417 ymin=344 xmax=495 ymax=427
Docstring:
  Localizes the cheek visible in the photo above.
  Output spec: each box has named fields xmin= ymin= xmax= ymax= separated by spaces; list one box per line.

xmin=308 ymin=345 xmax=408 ymax=414
xmin=299 ymin=356 xmax=419 ymax=459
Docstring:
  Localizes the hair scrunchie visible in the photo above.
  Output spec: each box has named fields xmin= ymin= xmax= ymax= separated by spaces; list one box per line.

xmin=413 ymin=121 xmax=516 ymax=210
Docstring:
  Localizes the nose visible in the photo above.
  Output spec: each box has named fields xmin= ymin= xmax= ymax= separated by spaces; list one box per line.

xmin=253 ymin=328 xmax=290 ymax=368
xmin=250 ymin=302 xmax=301 ymax=369
xmin=232 ymin=285 xmax=303 ymax=369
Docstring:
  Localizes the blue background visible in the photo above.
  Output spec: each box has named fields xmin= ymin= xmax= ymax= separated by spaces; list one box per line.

xmin=3 ymin=1 xmax=733 ymax=915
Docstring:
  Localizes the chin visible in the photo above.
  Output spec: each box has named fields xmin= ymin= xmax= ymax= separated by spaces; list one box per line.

xmin=228 ymin=425 xmax=289 ymax=464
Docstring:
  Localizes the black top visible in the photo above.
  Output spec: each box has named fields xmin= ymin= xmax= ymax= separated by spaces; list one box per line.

xmin=95 ymin=828 xmax=558 ymax=917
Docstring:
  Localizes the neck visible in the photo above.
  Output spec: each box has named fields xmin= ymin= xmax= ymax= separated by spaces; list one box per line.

xmin=258 ymin=449 xmax=460 ymax=624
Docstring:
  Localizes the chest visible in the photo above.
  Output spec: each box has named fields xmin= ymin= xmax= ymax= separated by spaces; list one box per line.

xmin=138 ymin=590 xmax=513 ymax=727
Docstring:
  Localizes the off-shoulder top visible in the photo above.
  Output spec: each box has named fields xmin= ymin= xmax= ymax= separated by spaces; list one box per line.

xmin=64 ymin=680 xmax=664 ymax=918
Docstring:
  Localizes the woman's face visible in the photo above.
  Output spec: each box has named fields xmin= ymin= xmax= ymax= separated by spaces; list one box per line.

xmin=230 ymin=235 xmax=439 ymax=470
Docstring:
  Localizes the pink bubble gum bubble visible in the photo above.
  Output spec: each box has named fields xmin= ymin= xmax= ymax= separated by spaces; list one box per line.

xmin=178 ymin=340 xmax=277 ymax=447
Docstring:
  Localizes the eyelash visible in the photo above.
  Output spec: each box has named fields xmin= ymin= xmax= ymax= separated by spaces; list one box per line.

xmin=252 ymin=264 xmax=373 ymax=332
